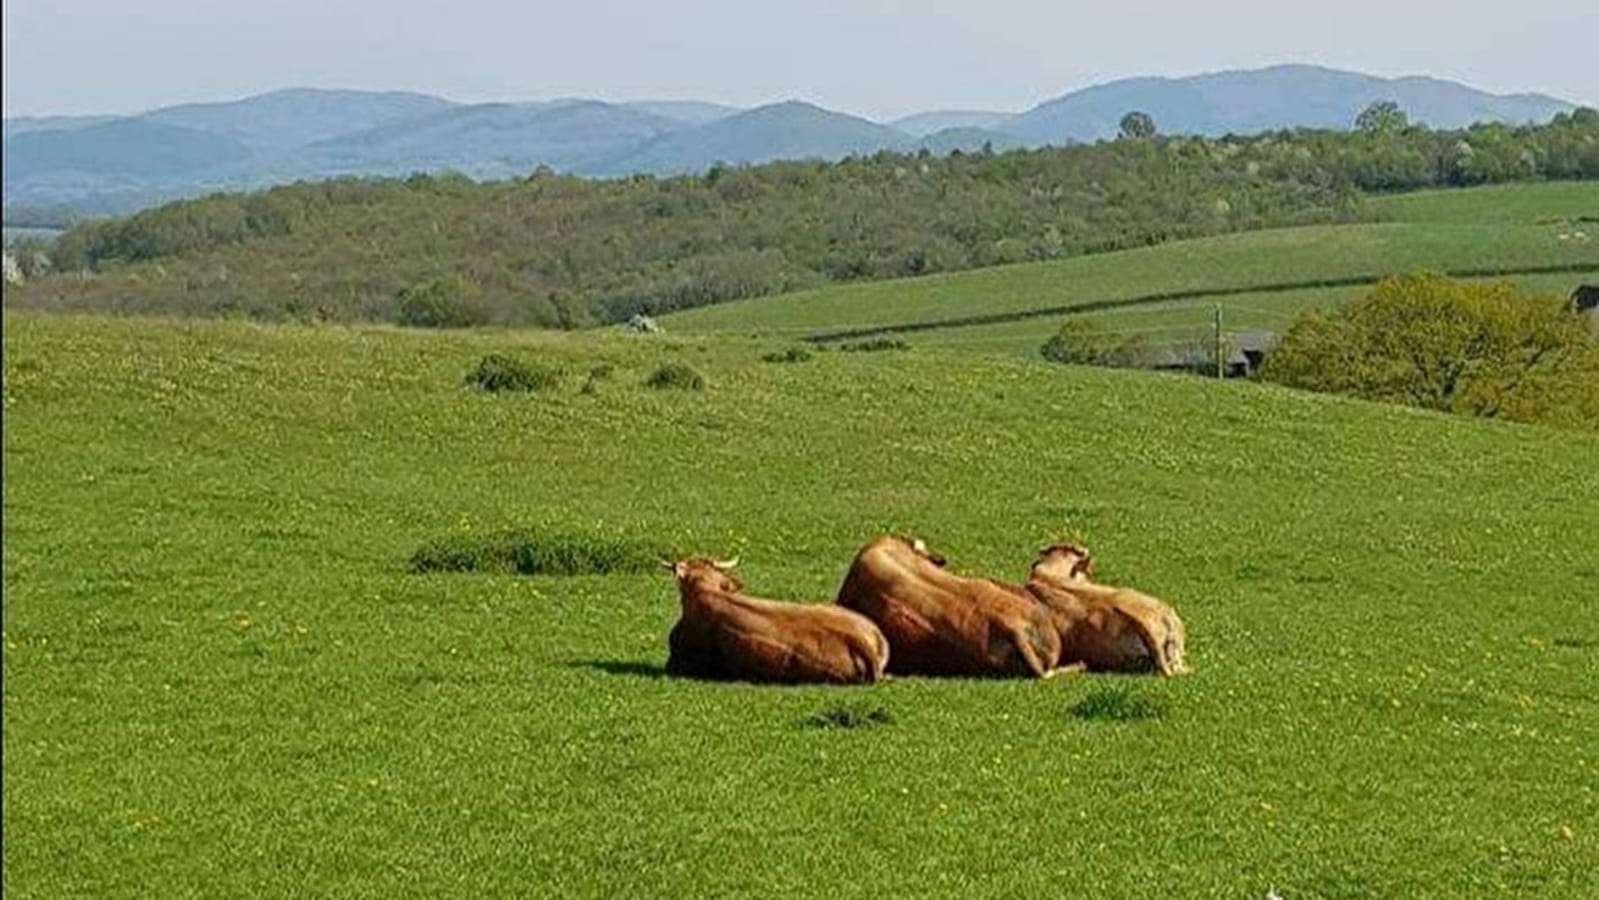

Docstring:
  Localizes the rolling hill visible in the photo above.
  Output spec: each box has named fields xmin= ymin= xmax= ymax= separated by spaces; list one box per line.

xmin=1006 ymin=64 xmax=1573 ymax=143
xmin=0 ymin=118 xmax=252 ymax=180
xmin=890 ymin=109 xmax=1015 ymax=136
xmin=594 ymin=101 xmax=914 ymax=175
xmin=141 ymin=87 xmax=457 ymax=153
xmin=307 ymin=100 xmax=689 ymax=177
xmin=1 ymin=114 xmax=119 ymax=139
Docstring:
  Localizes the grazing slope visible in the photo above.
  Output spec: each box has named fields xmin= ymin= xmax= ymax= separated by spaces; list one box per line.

xmin=664 ymin=182 xmax=1599 ymax=351
xmin=4 ymin=313 xmax=1597 ymax=898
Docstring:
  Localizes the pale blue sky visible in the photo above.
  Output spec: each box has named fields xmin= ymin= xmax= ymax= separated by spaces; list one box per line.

xmin=4 ymin=0 xmax=1595 ymax=118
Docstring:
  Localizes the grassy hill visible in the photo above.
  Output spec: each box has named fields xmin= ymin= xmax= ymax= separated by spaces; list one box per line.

xmin=4 ymin=312 xmax=1596 ymax=897
xmin=664 ymin=182 xmax=1599 ymax=354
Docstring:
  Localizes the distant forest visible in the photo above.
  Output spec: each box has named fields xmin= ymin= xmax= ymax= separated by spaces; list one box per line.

xmin=10 ymin=111 xmax=1598 ymax=328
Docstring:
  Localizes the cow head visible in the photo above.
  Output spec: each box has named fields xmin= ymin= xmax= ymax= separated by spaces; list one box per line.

xmin=1032 ymin=544 xmax=1094 ymax=583
xmin=905 ymin=536 xmax=948 ymax=568
xmin=662 ymin=556 xmax=744 ymax=593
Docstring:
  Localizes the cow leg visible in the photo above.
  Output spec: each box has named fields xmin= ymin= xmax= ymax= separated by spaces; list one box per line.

xmin=1000 ymin=621 xmax=1059 ymax=679
xmin=1043 ymin=662 xmax=1087 ymax=679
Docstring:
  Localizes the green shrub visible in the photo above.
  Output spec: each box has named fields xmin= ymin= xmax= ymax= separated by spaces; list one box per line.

xmin=761 ymin=346 xmax=813 ymax=364
xmin=801 ymin=704 xmax=895 ymax=729
xmin=396 ymin=276 xmax=490 ymax=328
xmin=464 ymin=354 xmax=561 ymax=393
xmin=579 ymin=362 xmax=615 ymax=394
xmin=1039 ymin=319 xmax=1154 ymax=367
xmin=1260 ymin=273 xmax=1599 ymax=429
xmin=1068 ymin=688 xmax=1167 ymax=722
xmin=644 ymin=362 xmax=706 ymax=390
xmin=409 ymin=528 xmax=664 ymax=576
xmin=837 ymin=338 xmax=910 ymax=353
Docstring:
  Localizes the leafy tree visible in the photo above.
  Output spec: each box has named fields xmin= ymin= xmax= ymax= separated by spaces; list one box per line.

xmin=1118 ymin=111 xmax=1157 ymax=141
xmin=1356 ymin=100 xmax=1409 ymax=134
xmin=1261 ymin=274 xmax=1599 ymax=428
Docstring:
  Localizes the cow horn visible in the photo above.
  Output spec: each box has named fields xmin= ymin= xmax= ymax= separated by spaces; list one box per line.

xmin=712 ymin=556 xmax=740 ymax=570
xmin=658 ymin=557 xmax=678 ymax=571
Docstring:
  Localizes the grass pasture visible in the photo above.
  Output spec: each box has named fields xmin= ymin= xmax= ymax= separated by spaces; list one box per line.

xmin=908 ymin=271 xmax=1599 ymax=358
xmin=4 ymin=313 xmax=1598 ymax=898
xmin=663 ymin=182 xmax=1599 ymax=351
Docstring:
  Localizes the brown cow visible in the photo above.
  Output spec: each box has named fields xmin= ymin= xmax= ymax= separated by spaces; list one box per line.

xmin=836 ymin=536 xmax=1061 ymax=678
xmin=1025 ymin=544 xmax=1190 ymax=676
xmin=666 ymin=556 xmax=889 ymax=684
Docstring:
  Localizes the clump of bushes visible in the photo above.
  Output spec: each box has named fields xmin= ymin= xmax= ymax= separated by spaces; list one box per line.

xmin=397 ymin=276 xmax=492 ymax=328
xmin=1260 ymin=273 xmax=1599 ymax=429
xmin=761 ymin=346 xmax=813 ymax=364
xmin=837 ymin=338 xmax=910 ymax=353
xmin=801 ymin=704 xmax=895 ymax=730
xmin=580 ymin=362 xmax=615 ymax=394
xmin=408 ymin=528 xmax=664 ymax=576
xmin=1068 ymin=688 xmax=1167 ymax=722
xmin=1039 ymin=319 xmax=1155 ymax=367
xmin=464 ymin=354 xmax=562 ymax=393
xmin=644 ymin=361 xmax=706 ymax=390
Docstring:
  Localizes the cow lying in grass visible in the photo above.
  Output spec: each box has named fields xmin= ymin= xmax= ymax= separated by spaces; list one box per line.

xmin=836 ymin=535 xmax=1061 ymax=678
xmin=1025 ymin=544 xmax=1189 ymax=676
xmin=665 ymin=556 xmax=890 ymax=684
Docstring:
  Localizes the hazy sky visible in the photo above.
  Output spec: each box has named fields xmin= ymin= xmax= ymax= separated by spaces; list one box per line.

xmin=4 ymin=0 xmax=1595 ymax=118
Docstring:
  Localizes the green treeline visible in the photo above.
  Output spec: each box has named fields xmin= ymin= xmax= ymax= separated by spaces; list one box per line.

xmin=12 ymin=111 xmax=1599 ymax=328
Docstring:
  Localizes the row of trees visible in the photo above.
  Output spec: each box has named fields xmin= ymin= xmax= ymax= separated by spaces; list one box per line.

xmin=10 ymin=111 xmax=1597 ymax=328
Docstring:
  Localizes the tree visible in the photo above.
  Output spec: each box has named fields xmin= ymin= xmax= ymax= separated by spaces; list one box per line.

xmin=1118 ymin=111 xmax=1157 ymax=141
xmin=1356 ymin=100 xmax=1408 ymax=133
xmin=1260 ymin=274 xmax=1599 ymax=427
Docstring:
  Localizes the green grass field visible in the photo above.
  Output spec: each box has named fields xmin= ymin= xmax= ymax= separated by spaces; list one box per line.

xmin=663 ymin=182 xmax=1599 ymax=349
xmin=5 ymin=313 xmax=1597 ymax=898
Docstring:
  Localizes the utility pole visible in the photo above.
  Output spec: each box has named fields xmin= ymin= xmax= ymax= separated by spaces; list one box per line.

xmin=1213 ymin=304 xmax=1224 ymax=379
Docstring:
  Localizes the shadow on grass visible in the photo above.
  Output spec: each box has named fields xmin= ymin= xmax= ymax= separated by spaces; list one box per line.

xmin=565 ymin=659 xmax=671 ymax=679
